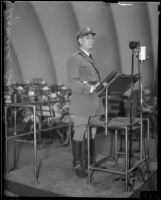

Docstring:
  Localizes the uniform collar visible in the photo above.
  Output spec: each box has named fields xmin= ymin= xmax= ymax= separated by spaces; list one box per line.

xmin=79 ymin=48 xmax=90 ymax=57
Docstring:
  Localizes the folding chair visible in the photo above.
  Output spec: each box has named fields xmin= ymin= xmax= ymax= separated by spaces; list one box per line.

xmin=37 ymin=102 xmax=64 ymax=144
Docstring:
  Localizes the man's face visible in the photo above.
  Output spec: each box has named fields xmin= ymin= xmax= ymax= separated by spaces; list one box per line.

xmin=79 ymin=34 xmax=95 ymax=51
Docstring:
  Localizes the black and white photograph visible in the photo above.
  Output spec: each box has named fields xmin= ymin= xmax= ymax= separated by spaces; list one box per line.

xmin=2 ymin=1 xmax=159 ymax=198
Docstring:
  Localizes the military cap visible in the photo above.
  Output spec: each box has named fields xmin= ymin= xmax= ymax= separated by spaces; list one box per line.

xmin=76 ymin=26 xmax=96 ymax=39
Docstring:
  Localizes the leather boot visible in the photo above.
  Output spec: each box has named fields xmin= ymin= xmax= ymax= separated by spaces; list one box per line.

xmin=72 ymin=140 xmax=88 ymax=177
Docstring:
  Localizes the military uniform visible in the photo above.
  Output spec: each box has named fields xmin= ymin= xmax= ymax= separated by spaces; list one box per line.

xmin=67 ymin=49 xmax=100 ymax=118
xmin=67 ymin=26 xmax=101 ymax=177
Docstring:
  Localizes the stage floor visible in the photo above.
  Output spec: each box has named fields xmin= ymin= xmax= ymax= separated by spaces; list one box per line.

xmin=4 ymin=131 xmax=158 ymax=197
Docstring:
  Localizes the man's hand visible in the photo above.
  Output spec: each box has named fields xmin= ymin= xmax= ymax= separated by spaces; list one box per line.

xmin=90 ymin=82 xmax=100 ymax=93
xmin=94 ymin=82 xmax=100 ymax=91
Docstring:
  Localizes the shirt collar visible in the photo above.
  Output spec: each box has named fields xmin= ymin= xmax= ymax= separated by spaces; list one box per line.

xmin=79 ymin=48 xmax=90 ymax=57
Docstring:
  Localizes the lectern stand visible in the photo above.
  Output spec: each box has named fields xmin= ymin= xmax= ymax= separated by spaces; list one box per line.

xmin=87 ymin=70 xmax=150 ymax=191
xmin=95 ymin=70 xmax=140 ymax=136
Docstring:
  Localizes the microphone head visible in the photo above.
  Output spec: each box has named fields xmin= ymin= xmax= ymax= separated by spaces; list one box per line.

xmin=129 ymin=41 xmax=140 ymax=49
xmin=139 ymin=46 xmax=146 ymax=61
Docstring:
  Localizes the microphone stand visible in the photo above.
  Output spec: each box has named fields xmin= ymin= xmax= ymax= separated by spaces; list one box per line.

xmin=128 ymin=41 xmax=140 ymax=169
xmin=138 ymin=46 xmax=147 ymax=160
xmin=114 ymin=45 xmax=137 ymax=184
xmin=129 ymin=49 xmax=135 ymax=169
xmin=114 ymin=42 xmax=140 ymax=184
xmin=137 ymin=51 xmax=143 ymax=160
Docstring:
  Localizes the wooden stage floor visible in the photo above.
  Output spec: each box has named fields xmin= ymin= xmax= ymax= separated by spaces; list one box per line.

xmin=3 ymin=131 xmax=158 ymax=197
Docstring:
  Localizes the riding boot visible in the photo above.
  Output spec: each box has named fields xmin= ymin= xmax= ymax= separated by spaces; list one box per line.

xmin=72 ymin=139 xmax=88 ymax=177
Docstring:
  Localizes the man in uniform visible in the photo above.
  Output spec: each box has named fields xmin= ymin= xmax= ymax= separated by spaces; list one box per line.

xmin=67 ymin=26 xmax=101 ymax=177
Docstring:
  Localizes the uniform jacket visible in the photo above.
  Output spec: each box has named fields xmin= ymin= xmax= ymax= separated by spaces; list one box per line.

xmin=67 ymin=49 xmax=101 ymax=117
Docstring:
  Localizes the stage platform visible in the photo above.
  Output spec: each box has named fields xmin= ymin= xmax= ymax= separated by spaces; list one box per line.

xmin=3 ymin=131 xmax=157 ymax=197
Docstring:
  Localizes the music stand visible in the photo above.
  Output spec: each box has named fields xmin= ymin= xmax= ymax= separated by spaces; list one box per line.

xmin=95 ymin=70 xmax=140 ymax=135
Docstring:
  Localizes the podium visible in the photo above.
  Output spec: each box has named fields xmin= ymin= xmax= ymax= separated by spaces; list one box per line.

xmin=87 ymin=70 xmax=150 ymax=191
xmin=96 ymin=69 xmax=140 ymax=96
xmin=95 ymin=69 xmax=140 ymax=135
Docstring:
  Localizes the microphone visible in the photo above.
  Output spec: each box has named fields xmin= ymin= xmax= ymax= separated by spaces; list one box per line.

xmin=139 ymin=46 xmax=146 ymax=61
xmin=129 ymin=41 xmax=140 ymax=49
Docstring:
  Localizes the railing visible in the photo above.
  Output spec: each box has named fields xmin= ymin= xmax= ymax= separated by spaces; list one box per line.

xmin=5 ymin=101 xmax=72 ymax=183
